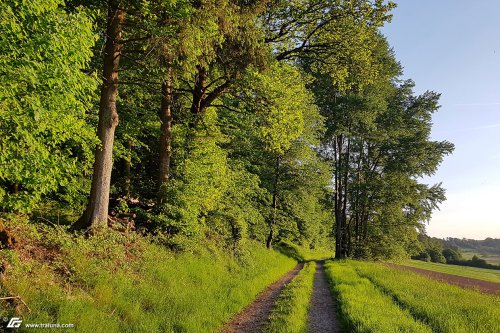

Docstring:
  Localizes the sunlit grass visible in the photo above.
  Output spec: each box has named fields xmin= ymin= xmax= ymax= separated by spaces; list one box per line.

xmin=265 ymin=261 xmax=316 ymax=333
xmin=0 ymin=217 xmax=296 ymax=333
xmin=355 ymin=261 xmax=500 ymax=333
xmin=324 ymin=261 xmax=431 ymax=333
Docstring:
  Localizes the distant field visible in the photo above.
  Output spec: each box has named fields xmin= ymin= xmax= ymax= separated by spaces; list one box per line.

xmin=460 ymin=249 xmax=500 ymax=264
xmin=402 ymin=260 xmax=500 ymax=283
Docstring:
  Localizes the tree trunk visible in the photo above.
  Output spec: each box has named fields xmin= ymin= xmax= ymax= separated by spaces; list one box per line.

xmin=73 ymin=2 xmax=125 ymax=231
xmin=158 ymin=65 xmax=173 ymax=202
xmin=190 ymin=65 xmax=207 ymax=116
xmin=341 ymin=136 xmax=350 ymax=256
xmin=334 ymin=206 xmax=343 ymax=258
xmin=266 ymin=227 xmax=274 ymax=249
xmin=334 ymin=136 xmax=344 ymax=259
xmin=124 ymin=138 xmax=132 ymax=198
xmin=267 ymin=156 xmax=281 ymax=249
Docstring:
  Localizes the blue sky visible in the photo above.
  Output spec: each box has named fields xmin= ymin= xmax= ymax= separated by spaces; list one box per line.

xmin=381 ymin=0 xmax=500 ymax=239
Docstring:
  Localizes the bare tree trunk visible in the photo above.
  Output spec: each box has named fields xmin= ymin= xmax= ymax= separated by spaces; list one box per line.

xmin=73 ymin=2 xmax=125 ymax=230
xmin=158 ymin=65 xmax=173 ymax=202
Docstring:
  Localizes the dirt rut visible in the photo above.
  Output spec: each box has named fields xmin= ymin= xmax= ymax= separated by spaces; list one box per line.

xmin=219 ymin=263 xmax=303 ymax=333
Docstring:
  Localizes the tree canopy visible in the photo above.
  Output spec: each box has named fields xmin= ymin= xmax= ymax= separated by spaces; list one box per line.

xmin=0 ymin=0 xmax=453 ymax=259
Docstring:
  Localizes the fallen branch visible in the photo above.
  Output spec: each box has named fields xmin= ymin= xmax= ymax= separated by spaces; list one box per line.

xmin=0 ymin=295 xmax=31 ymax=312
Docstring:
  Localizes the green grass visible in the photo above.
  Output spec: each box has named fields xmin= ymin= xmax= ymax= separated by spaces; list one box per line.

xmin=265 ymin=262 xmax=316 ymax=333
xmin=402 ymin=259 xmax=500 ymax=283
xmin=324 ymin=261 xmax=431 ymax=333
xmin=354 ymin=261 xmax=500 ymax=333
xmin=0 ymin=217 xmax=297 ymax=333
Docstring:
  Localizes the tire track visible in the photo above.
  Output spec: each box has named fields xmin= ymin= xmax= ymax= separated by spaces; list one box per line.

xmin=219 ymin=263 xmax=303 ymax=333
xmin=307 ymin=261 xmax=341 ymax=333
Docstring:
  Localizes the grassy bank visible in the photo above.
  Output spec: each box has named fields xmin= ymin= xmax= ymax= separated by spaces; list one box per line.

xmin=265 ymin=262 xmax=316 ymax=333
xmin=325 ymin=261 xmax=431 ymax=333
xmin=0 ymin=217 xmax=296 ymax=332
xmin=402 ymin=259 xmax=500 ymax=283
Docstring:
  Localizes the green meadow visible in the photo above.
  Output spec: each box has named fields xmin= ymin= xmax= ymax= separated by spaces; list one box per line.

xmin=326 ymin=260 xmax=500 ymax=333
xmin=403 ymin=259 xmax=500 ymax=283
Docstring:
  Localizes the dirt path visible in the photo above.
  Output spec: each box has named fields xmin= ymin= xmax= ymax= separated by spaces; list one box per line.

xmin=307 ymin=261 xmax=341 ymax=333
xmin=219 ymin=263 xmax=303 ymax=333
xmin=387 ymin=263 xmax=500 ymax=295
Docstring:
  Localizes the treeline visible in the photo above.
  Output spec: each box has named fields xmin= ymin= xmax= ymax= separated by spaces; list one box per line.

xmin=0 ymin=0 xmax=453 ymax=259
xmin=413 ymin=235 xmax=500 ymax=270
xmin=444 ymin=237 xmax=500 ymax=255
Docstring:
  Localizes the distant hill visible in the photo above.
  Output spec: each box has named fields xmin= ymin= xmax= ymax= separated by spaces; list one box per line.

xmin=443 ymin=238 xmax=500 ymax=264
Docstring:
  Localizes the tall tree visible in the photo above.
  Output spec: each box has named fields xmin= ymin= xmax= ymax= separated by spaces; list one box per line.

xmin=315 ymin=37 xmax=455 ymax=258
xmin=74 ymin=0 xmax=125 ymax=230
xmin=227 ymin=62 xmax=331 ymax=248
xmin=155 ymin=0 xmax=269 ymax=196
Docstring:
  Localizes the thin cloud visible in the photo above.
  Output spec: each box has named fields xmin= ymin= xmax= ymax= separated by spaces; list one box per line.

xmin=451 ymin=102 xmax=500 ymax=106
xmin=468 ymin=123 xmax=500 ymax=130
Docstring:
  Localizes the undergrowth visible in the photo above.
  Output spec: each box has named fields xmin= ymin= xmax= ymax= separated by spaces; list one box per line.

xmin=0 ymin=215 xmax=296 ymax=332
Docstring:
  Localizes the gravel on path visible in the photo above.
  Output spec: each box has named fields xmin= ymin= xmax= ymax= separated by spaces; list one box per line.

xmin=307 ymin=261 xmax=341 ymax=333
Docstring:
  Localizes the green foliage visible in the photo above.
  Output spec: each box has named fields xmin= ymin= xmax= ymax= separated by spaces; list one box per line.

xmin=316 ymin=38 xmax=454 ymax=259
xmin=275 ymin=241 xmax=334 ymax=262
xmin=0 ymin=0 xmax=98 ymax=212
xmin=151 ymin=109 xmax=238 ymax=246
xmin=265 ymin=262 xmax=316 ymax=333
xmin=265 ymin=0 xmax=396 ymax=91
xmin=248 ymin=63 xmax=314 ymax=154
xmin=413 ymin=233 xmax=447 ymax=263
